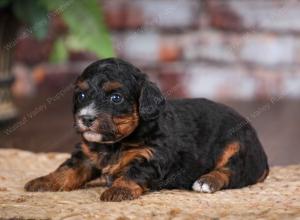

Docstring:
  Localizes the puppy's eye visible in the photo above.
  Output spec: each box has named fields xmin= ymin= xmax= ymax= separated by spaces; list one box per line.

xmin=77 ymin=92 xmax=86 ymax=102
xmin=110 ymin=94 xmax=123 ymax=104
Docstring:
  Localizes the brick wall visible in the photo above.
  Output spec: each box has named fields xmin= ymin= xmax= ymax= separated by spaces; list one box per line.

xmin=102 ymin=0 xmax=300 ymax=100
xmin=14 ymin=0 xmax=300 ymax=100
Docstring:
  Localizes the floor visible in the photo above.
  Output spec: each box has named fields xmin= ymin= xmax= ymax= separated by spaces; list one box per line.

xmin=0 ymin=86 xmax=299 ymax=166
xmin=1 ymin=148 xmax=299 ymax=219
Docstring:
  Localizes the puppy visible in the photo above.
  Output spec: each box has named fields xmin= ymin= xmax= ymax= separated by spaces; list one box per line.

xmin=25 ymin=58 xmax=269 ymax=201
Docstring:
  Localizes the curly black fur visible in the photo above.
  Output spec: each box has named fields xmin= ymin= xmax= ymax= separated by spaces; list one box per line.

xmin=25 ymin=58 xmax=269 ymax=200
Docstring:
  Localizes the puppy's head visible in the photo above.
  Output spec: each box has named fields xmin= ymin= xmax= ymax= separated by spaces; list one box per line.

xmin=73 ymin=58 xmax=165 ymax=143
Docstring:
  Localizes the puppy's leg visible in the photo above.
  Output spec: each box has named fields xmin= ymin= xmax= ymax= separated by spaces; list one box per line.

xmin=25 ymin=148 xmax=101 ymax=192
xmin=84 ymin=175 xmax=112 ymax=188
xmin=192 ymin=141 xmax=269 ymax=193
xmin=100 ymin=147 xmax=155 ymax=202
xmin=192 ymin=168 xmax=231 ymax=193
xmin=100 ymin=176 xmax=145 ymax=202
xmin=193 ymin=142 xmax=239 ymax=193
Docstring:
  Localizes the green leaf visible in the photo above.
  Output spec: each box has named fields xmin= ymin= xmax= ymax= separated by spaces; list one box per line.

xmin=43 ymin=0 xmax=115 ymax=58
xmin=9 ymin=0 xmax=114 ymax=59
xmin=12 ymin=0 xmax=49 ymax=39
xmin=49 ymin=38 xmax=68 ymax=63
xmin=0 ymin=0 xmax=11 ymax=8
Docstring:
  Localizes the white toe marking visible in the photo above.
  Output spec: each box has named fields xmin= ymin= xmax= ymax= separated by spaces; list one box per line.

xmin=192 ymin=181 xmax=202 ymax=192
xmin=201 ymin=183 xmax=212 ymax=193
xmin=192 ymin=181 xmax=212 ymax=193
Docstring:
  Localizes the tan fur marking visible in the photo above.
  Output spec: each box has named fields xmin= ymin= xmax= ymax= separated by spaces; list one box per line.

xmin=25 ymin=164 xmax=93 ymax=192
xmin=103 ymin=148 xmax=153 ymax=176
xmin=85 ymin=175 xmax=110 ymax=188
xmin=53 ymin=164 xmax=95 ymax=191
xmin=102 ymin=81 xmax=123 ymax=92
xmin=100 ymin=176 xmax=145 ymax=201
xmin=216 ymin=142 xmax=240 ymax=169
xmin=81 ymin=142 xmax=99 ymax=164
xmin=195 ymin=142 xmax=240 ymax=192
xmin=203 ymin=168 xmax=231 ymax=188
xmin=112 ymin=176 xmax=145 ymax=198
xmin=257 ymin=169 xmax=269 ymax=183
xmin=77 ymin=80 xmax=89 ymax=90
xmin=113 ymin=105 xmax=139 ymax=138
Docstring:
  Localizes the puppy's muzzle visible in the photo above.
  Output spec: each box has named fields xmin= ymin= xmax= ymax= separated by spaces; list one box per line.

xmin=80 ymin=115 xmax=96 ymax=127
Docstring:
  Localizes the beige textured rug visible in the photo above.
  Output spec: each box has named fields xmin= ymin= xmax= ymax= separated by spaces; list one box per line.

xmin=0 ymin=149 xmax=299 ymax=220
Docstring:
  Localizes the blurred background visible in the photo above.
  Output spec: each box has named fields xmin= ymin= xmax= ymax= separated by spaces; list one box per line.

xmin=0 ymin=0 xmax=299 ymax=166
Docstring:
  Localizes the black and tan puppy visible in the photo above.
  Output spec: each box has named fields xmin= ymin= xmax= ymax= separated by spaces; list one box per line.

xmin=25 ymin=58 xmax=269 ymax=201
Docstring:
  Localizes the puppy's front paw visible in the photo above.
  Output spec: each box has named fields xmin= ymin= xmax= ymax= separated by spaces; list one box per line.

xmin=100 ymin=187 xmax=137 ymax=202
xmin=24 ymin=176 xmax=59 ymax=192
xmin=192 ymin=175 xmax=223 ymax=193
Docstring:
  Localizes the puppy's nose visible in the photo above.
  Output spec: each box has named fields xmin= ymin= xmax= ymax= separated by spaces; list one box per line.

xmin=81 ymin=115 xmax=96 ymax=127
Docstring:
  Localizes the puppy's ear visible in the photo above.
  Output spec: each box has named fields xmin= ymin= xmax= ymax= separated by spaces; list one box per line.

xmin=139 ymin=81 xmax=166 ymax=121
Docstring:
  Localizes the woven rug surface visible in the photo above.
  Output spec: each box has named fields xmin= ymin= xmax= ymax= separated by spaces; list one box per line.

xmin=0 ymin=149 xmax=299 ymax=220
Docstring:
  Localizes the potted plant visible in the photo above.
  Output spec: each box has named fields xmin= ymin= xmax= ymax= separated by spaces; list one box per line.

xmin=0 ymin=0 xmax=114 ymax=123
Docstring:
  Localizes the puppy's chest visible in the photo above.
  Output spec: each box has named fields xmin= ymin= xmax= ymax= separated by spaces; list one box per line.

xmin=81 ymin=143 xmax=153 ymax=178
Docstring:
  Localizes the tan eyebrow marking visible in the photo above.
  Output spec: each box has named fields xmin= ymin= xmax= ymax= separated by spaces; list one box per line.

xmin=102 ymin=81 xmax=123 ymax=92
xmin=77 ymin=80 xmax=89 ymax=90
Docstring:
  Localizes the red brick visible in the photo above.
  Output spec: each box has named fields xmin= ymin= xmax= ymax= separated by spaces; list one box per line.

xmin=103 ymin=0 xmax=200 ymax=30
xmin=125 ymin=3 xmax=144 ymax=29
xmin=14 ymin=34 xmax=53 ymax=65
xmin=103 ymin=1 xmax=127 ymax=29
xmin=205 ymin=0 xmax=244 ymax=31
xmin=159 ymin=37 xmax=182 ymax=62
xmin=208 ymin=0 xmax=300 ymax=33
xmin=158 ymin=72 xmax=187 ymax=98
